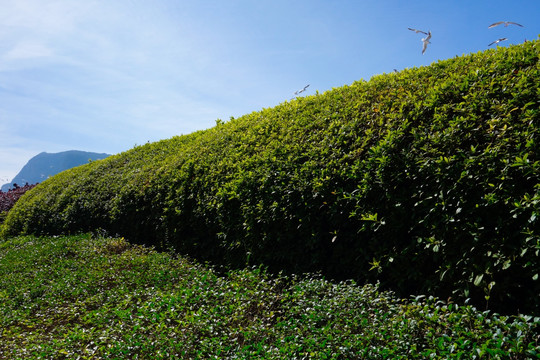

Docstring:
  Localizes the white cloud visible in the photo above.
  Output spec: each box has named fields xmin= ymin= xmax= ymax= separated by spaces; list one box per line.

xmin=0 ymin=0 xmax=93 ymax=33
xmin=0 ymin=0 xmax=98 ymax=71
xmin=4 ymin=42 xmax=53 ymax=60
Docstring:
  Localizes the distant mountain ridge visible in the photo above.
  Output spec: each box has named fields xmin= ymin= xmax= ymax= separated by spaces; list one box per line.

xmin=1 ymin=150 xmax=111 ymax=192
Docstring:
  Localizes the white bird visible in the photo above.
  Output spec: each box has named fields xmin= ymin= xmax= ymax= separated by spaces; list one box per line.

xmin=421 ymin=31 xmax=432 ymax=54
xmin=488 ymin=21 xmax=524 ymax=28
xmin=488 ymin=37 xmax=508 ymax=46
xmin=408 ymin=27 xmax=428 ymax=35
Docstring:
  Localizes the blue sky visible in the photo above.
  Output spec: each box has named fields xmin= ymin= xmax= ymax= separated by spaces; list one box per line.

xmin=1 ymin=0 xmax=539 ymax=185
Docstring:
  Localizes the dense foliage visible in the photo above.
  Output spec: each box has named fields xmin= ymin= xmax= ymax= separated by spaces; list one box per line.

xmin=0 ymin=183 xmax=37 ymax=224
xmin=0 ymin=234 xmax=538 ymax=359
xmin=0 ymin=183 xmax=37 ymax=212
xmin=2 ymin=41 xmax=539 ymax=315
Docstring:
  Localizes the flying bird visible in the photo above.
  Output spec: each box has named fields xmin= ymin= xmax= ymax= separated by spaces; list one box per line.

xmin=421 ymin=31 xmax=432 ymax=54
xmin=488 ymin=37 xmax=508 ymax=46
xmin=408 ymin=27 xmax=428 ymax=35
xmin=488 ymin=21 xmax=524 ymax=28
xmin=294 ymin=84 xmax=310 ymax=95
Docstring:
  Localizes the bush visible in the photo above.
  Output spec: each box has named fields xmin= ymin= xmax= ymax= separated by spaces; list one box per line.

xmin=2 ymin=40 xmax=539 ymax=315
xmin=0 ymin=183 xmax=37 ymax=225
xmin=0 ymin=183 xmax=37 ymax=212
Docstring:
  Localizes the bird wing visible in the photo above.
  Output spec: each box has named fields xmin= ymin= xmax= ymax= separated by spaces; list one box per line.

xmin=422 ymin=40 xmax=428 ymax=54
xmin=489 ymin=38 xmax=507 ymax=46
xmin=508 ymin=21 xmax=524 ymax=27
xmin=488 ymin=21 xmax=504 ymax=28
xmin=408 ymin=27 xmax=428 ymax=35
xmin=421 ymin=32 xmax=431 ymax=54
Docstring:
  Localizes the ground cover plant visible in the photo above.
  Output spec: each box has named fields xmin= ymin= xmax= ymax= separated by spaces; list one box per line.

xmin=1 ymin=40 xmax=539 ymax=315
xmin=0 ymin=234 xmax=538 ymax=359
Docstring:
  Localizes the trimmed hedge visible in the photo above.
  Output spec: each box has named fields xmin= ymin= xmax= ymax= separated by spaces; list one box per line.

xmin=2 ymin=40 xmax=540 ymax=315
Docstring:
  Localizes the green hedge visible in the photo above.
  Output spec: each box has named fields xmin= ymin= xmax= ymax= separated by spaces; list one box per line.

xmin=2 ymin=40 xmax=539 ymax=315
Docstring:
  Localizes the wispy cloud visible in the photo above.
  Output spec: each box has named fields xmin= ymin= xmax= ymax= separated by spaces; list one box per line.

xmin=4 ymin=42 xmax=53 ymax=60
xmin=0 ymin=1 xmax=245 ymax=181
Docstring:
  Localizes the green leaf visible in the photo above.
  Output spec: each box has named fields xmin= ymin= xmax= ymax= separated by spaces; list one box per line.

xmin=474 ymin=274 xmax=484 ymax=287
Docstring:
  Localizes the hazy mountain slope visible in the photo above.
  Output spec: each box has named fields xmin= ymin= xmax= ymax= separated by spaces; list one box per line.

xmin=1 ymin=150 xmax=111 ymax=191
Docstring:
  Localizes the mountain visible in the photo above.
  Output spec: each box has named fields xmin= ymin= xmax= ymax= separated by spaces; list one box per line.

xmin=1 ymin=150 xmax=111 ymax=192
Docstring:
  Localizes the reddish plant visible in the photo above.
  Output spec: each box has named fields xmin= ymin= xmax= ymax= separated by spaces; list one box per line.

xmin=0 ymin=183 xmax=38 ymax=212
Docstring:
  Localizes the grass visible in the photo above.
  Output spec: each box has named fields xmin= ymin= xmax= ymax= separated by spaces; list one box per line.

xmin=0 ymin=234 xmax=538 ymax=359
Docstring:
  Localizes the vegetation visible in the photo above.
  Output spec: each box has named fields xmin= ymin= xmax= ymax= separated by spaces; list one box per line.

xmin=1 ymin=41 xmax=540 ymax=316
xmin=0 ymin=183 xmax=37 ymax=224
xmin=0 ymin=234 xmax=538 ymax=359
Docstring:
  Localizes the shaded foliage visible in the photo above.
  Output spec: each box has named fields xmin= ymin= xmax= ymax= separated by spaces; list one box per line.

xmin=0 ymin=235 xmax=538 ymax=359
